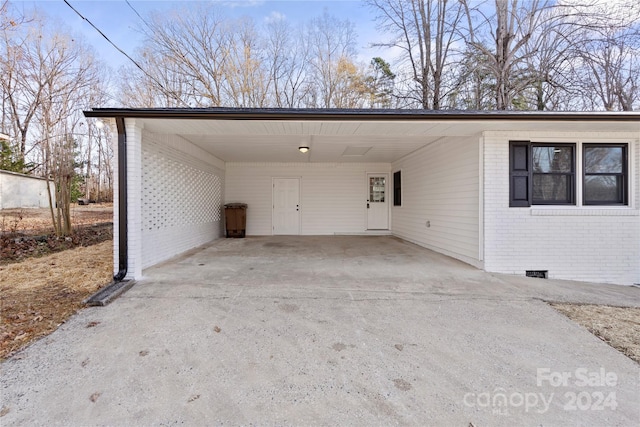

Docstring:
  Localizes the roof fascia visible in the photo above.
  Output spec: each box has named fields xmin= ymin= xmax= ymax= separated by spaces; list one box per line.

xmin=83 ymin=108 xmax=640 ymax=122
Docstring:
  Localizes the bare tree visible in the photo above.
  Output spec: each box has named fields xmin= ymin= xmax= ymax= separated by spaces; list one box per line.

xmin=575 ymin=17 xmax=640 ymax=111
xmin=1 ymin=1 xmax=30 ymax=158
xmin=2 ymin=9 xmax=105 ymax=235
xmin=0 ymin=0 xmax=30 ymax=32
xmin=222 ymin=17 xmax=270 ymax=107
xmin=120 ymin=6 xmax=362 ymax=109
xmin=461 ymin=0 xmax=563 ymax=110
xmin=1 ymin=21 xmax=43 ymax=161
xmin=306 ymin=10 xmax=358 ymax=108
xmin=367 ymin=0 xmax=465 ymax=109
xmin=81 ymin=80 xmax=112 ymax=201
xmin=36 ymin=30 xmax=101 ymax=235
xmin=118 ymin=45 xmax=194 ymax=108
xmin=264 ymin=18 xmax=313 ymax=108
xmin=127 ymin=4 xmax=233 ymax=107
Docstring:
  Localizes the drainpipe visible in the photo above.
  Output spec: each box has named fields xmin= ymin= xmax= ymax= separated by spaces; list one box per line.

xmin=113 ymin=117 xmax=128 ymax=281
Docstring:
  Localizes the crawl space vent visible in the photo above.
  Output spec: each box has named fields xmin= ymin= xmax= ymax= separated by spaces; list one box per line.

xmin=526 ymin=270 xmax=548 ymax=279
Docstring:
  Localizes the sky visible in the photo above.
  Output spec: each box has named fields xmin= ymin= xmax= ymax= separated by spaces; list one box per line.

xmin=12 ymin=0 xmax=388 ymax=71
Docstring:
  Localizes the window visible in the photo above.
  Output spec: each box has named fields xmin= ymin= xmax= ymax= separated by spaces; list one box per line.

xmin=369 ymin=176 xmax=385 ymax=202
xmin=509 ymin=141 xmax=629 ymax=207
xmin=393 ymin=170 xmax=401 ymax=206
xmin=510 ymin=141 xmax=575 ymax=206
xmin=583 ymin=144 xmax=627 ymax=205
xmin=532 ymin=144 xmax=575 ymax=205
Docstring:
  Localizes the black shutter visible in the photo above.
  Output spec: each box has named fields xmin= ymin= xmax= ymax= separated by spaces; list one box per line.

xmin=509 ymin=141 xmax=531 ymax=207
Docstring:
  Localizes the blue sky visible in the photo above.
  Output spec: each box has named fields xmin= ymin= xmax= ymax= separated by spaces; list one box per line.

xmin=14 ymin=1 xmax=387 ymax=71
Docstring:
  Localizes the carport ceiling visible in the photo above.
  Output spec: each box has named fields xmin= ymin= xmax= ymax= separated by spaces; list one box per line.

xmin=137 ymin=117 xmax=638 ymax=163
xmin=84 ymin=109 xmax=640 ymax=164
xmin=142 ymin=119 xmax=467 ymax=163
xmin=182 ymin=133 xmax=443 ymax=163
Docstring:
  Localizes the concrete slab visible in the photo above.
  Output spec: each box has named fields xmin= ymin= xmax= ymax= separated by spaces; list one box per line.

xmin=2 ymin=236 xmax=639 ymax=426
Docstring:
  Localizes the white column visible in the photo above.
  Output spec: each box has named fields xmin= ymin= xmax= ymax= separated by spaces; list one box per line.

xmin=126 ymin=119 xmax=143 ymax=279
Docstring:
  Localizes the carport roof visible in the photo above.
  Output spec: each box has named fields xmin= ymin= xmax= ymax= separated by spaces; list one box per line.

xmin=83 ymin=108 xmax=640 ymax=163
xmin=85 ymin=107 xmax=640 ymax=121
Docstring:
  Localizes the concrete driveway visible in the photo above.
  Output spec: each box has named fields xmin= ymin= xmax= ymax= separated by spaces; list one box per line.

xmin=2 ymin=236 xmax=639 ymax=426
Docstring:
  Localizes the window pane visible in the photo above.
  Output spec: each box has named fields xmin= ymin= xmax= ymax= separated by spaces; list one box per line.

xmin=584 ymin=175 xmax=622 ymax=202
xmin=533 ymin=174 xmax=569 ymax=202
xmin=532 ymin=146 xmax=573 ymax=173
xmin=369 ymin=177 xmax=385 ymax=202
xmin=584 ymin=146 xmax=623 ymax=173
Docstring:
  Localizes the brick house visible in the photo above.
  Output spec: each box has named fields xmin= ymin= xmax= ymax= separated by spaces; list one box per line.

xmin=84 ymin=108 xmax=640 ymax=285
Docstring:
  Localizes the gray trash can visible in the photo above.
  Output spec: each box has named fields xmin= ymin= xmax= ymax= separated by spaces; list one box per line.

xmin=224 ymin=203 xmax=247 ymax=238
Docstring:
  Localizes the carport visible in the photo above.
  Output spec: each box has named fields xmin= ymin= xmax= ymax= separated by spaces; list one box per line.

xmin=83 ymin=108 xmax=640 ymax=285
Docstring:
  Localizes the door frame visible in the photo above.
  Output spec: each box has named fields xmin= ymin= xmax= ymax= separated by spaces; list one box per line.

xmin=272 ymin=177 xmax=301 ymax=235
xmin=365 ymin=172 xmax=390 ymax=230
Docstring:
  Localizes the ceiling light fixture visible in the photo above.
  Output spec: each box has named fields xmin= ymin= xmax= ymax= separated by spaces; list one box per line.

xmin=299 ymin=146 xmax=310 ymax=153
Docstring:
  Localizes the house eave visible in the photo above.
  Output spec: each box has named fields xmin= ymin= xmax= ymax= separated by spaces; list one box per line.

xmin=83 ymin=107 xmax=640 ymax=122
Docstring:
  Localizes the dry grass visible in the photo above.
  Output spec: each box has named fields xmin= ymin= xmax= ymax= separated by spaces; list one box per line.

xmin=551 ymin=303 xmax=640 ymax=364
xmin=0 ymin=241 xmax=112 ymax=360
xmin=1 ymin=204 xmax=112 ymax=235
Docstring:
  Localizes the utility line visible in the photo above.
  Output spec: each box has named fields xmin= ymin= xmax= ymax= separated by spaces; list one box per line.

xmin=63 ymin=0 xmax=190 ymax=108
xmin=125 ymin=0 xmax=151 ymax=30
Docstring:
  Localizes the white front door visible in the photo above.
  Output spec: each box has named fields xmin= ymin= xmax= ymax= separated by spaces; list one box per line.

xmin=273 ymin=178 xmax=300 ymax=235
xmin=367 ymin=174 xmax=389 ymax=230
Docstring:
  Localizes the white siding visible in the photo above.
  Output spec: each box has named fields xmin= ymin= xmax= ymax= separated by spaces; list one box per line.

xmin=225 ymin=163 xmax=391 ymax=235
xmin=139 ymin=130 xmax=225 ymax=270
xmin=483 ymin=131 xmax=640 ymax=285
xmin=390 ymin=136 xmax=481 ymax=267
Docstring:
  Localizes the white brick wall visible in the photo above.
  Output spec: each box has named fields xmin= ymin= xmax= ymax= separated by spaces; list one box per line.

xmin=391 ymin=136 xmax=481 ymax=267
xmin=140 ymin=130 xmax=225 ymax=270
xmin=126 ymin=119 xmax=143 ymax=279
xmin=483 ymin=131 xmax=640 ymax=285
xmin=110 ymin=118 xmax=144 ymax=280
xmin=225 ymin=162 xmax=391 ymax=235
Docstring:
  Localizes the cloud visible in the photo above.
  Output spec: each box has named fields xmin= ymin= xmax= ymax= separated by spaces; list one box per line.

xmin=264 ymin=11 xmax=286 ymax=24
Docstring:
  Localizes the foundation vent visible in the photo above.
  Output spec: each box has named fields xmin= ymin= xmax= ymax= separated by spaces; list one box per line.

xmin=526 ymin=270 xmax=548 ymax=279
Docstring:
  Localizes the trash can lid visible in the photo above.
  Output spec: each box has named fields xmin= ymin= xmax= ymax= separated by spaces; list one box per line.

xmin=224 ymin=203 xmax=247 ymax=208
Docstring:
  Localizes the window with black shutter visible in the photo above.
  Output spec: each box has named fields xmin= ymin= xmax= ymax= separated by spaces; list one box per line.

xmin=509 ymin=141 xmax=576 ymax=206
